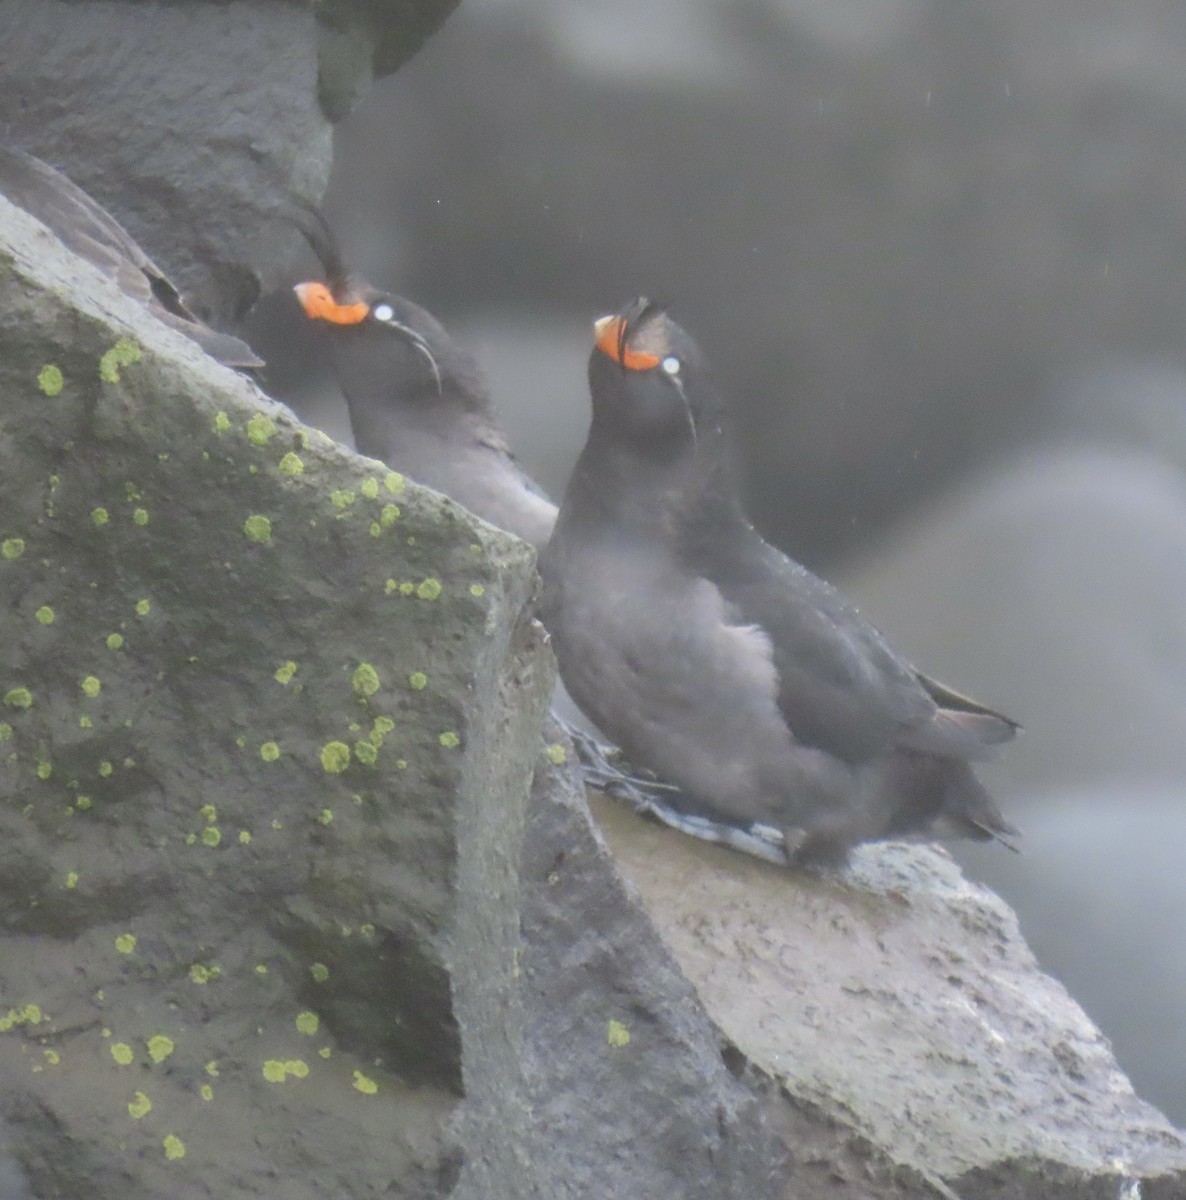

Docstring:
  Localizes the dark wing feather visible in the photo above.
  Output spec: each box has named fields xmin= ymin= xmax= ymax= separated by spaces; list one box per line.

xmin=692 ymin=523 xmax=1015 ymax=763
xmin=0 ymin=146 xmax=262 ymax=368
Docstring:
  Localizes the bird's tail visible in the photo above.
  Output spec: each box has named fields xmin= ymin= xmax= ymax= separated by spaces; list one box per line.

xmin=884 ymin=752 xmax=1020 ymax=851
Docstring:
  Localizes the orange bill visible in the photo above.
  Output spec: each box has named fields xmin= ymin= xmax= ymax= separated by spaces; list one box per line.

xmin=593 ymin=315 xmax=661 ymax=371
xmin=294 ymin=281 xmax=369 ymax=326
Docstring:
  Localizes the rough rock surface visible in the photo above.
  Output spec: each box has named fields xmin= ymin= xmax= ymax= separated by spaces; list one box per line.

xmin=0 ymin=197 xmax=550 ymax=1199
xmin=0 ymin=0 xmax=458 ymax=330
xmin=521 ymin=729 xmax=790 ymax=1199
xmin=592 ymin=794 xmax=1186 ymax=1199
xmin=833 ymin=445 xmax=1186 ymax=1125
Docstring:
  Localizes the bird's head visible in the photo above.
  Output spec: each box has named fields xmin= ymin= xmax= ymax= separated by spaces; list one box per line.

xmin=587 ymin=298 xmax=721 ymax=459
xmin=290 ymin=207 xmax=448 ymax=401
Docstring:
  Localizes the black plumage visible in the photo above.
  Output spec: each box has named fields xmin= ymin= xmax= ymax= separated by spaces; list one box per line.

xmin=0 ymin=145 xmax=262 ymax=370
xmin=540 ymin=300 xmax=1019 ymax=864
xmin=292 ymin=212 xmax=555 ymax=550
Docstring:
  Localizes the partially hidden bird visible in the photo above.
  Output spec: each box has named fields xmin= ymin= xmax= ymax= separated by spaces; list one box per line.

xmin=539 ymin=299 xmax=1020 ymax=865
xmin=290 ymin=210 xmax=554 ymax=552
xmin=290 ymin=216 xmax=684 ymax=811
xmin=0 ymin=145 xmax=263 ymax=370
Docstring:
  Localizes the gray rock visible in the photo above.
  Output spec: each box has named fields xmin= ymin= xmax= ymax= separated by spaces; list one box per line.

xmin=0 ymin=0 xmax=459 ymax=328
xmin=835 ymin=444 xmax=1186 ymax=1126
xmin=522 ymin=729 xmax=790 ymax=1199
xmin=960 ymin=784 xmax=1186 ymax=1130
xmin=0 ymin=196 xmax=549 ymax=1199
xmin=593 ymin=795 xmax=1186 ymax=1197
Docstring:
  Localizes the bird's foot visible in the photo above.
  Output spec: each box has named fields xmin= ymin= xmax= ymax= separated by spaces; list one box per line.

xmin=558 ymin=722 xmax=681 ymax=815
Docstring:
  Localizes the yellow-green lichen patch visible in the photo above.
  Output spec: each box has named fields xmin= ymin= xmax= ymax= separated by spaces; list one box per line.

xmin=439 ymin=731 xmax=461 ymax=749
xmin=135 ymin=598 xmax=151 ymax=616
xmin=259 ymin=741 xmax=280 ymax=762
xmin=99 ymin=337 xmax=141 ymax=384
xmin=200 ymin=1083 xmax=214 ymax=1101
xmin=106 ymin=633 xmax=124 ymax=650
xmin=545 ymin=744 xmax=567 ymax=766
xmin=76 ymin=795 xmax=92 ymax=810
xmin=98 ymin=761 xmax=114 ymax=778
xmin=132 ymin=508 xmax=149 ymax=526
xmin=4 ymin=687 xmax=33 ymax=710
xmin=295 ymin=1011 xmax=319 ymax=1036
xmin=38 ymin=364 xmax=64 ymax=396
xmin=353 ymin=740 xmax=377 ymax=765
xmin=111 ymin=1042 xmax=135 ymax=1065
xmin=360 ymin=923 xmax=375 ymax=938
xmin=43 ymin=1049 xmax=60 ymax=1066
xmin=360 ymin=477 xmax=380 ymax=499
xmin=64 ymin=871 xmax=78 ymax=889
xmin=384 ymin=472 xmax=404 ymax=494
xmin=318 ymin=1046 xmax=332 ymax=1059
xmin=214 ymin=411 xmax=232 ymax=434
xmin=352 ymin=1070 xmax=378 ymax=1095
xmin=277 ymin=451 xmax=304 ymax=477
xmin=285 ymin=1059 xmax=310 ymax=1079
xmin=205 ymin=1060 xmax=219 ymax=1077
xmin=162 ymin=1135 xmax=185 ymax=1161
xmin=199 ymin=804 xmax=217 ymax=825
xmin=79 ymin=715 xmax=93 ymax=729
xmin=310 ymin=962 xmax=329 ymax=984
xmin=416 ymin=578 xmax=442 ymax=601
xmin=320 ymin=742 xmax=351 ymax=774
xmin=0 ymin=724 xmax=11 ymax=742
xmin=81 ymin=676 xmax=101 ymax=698
xmin=274 ymin=660 xmax=298 ymax=685
xmin=34 ymin=606 xmax=54 ymax=625
xmin=370 ymin=716 xmax=395 ymax=747
xmin=128 ymin=1090 xmax=152 ymax=1119
xmin=201 ymin=827 xmax=222 ymax=848
xmin=330 ymin=490 xmax=356 ymax=509
xmin=1 ymin=538 xmax=25 ymax=559
xmin=243 ymin=514 xmax=272 ymax=544
xmin=238 ymin=830 xmax=251 ymax=844
xmin=607 ymin=1019 xmax=631 ymax=1048
xmin=35 ymin=761 xmax=52 ymax=781
xmin=368 ymin=522 xmax=381 ymax=538
xmin=147 ymin=1035 xmax=175 ymax=1063
xmin=469 ymin=583 xmax=486 ymax=598
xmin=379 ymin=503 xmax=400 ymax=527
xmin=91 ymin=507 xmax=110 ymax=527
xmin=189 ymin=964 xmax=220 ymax=985
xmin=351 ymin=663 xmax=380 ymax=697
xmin=245 ymin=413 xmax=277 ymax=446
xmin=124 ymin=483 xmax=142 ymax=502
xmin=408 ymin=671 xmax=428 ymax=691
xmin=318 ymin=808 xmax=334 ymax=825
xmin=262 ymin=1059 xmax=291 ymax=1083
xmin=115 ymin=933 xmax=137 ymax=954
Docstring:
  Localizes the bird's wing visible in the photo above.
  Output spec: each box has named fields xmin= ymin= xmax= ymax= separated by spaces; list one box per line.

xmin=0 ymin=146 xmax=263 ymax=369
xmin=699 ymin=528 xmax=1016 ymax=762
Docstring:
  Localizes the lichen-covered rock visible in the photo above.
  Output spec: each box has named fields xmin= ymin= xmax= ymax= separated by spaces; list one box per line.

xmin=0 ymin=197 xmax=551 ymax=1198
xmin=592 ymin=794 xmax=1186 ymax=1198
xmin=520 ymin=728 xmax=790 ymax=1199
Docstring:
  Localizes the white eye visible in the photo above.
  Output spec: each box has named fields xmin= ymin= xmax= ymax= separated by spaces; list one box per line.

xmin=372 ymin=303 xmax=395 ymax=322
xmin=661 ymin=355 xmax=681 ymax=375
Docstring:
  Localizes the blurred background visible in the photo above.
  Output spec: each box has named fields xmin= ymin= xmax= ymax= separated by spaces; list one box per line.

xmin=247 ymin=0 xmax=1186 ymax=1124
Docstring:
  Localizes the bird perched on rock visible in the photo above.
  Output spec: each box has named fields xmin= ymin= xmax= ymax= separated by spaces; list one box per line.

xmin=0 ymin=145 xmax=262 ymax=370
xmin=540 ymin=299 xmax=1020 ymax=865
xmin=291 ymin=211 xmax=555 ymax=551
